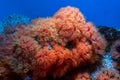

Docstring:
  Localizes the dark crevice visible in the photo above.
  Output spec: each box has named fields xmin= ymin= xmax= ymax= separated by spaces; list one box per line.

xmin=115 ymin=44 xmax=120 ymax=53
xmin=65 ymin=41 xmax=75 ymax=50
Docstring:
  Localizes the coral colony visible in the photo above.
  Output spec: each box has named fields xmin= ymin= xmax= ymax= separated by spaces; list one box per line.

xmin=0 ymin=6 xmax=120 ymax=80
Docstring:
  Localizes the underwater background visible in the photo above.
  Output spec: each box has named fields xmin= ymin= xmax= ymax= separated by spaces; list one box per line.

xmin=0 ymin=0 xmax=120 ymax=80
xmin=0 ymin=0 xmax=120 ymax=27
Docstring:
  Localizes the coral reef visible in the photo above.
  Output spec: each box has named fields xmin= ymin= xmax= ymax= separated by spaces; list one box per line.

xmin=111 ymin=40 xmax=120 ymax=71
xmin=94 ymin=68 xmax=120 ymax=80
xmin=97 ymin=26 xmax=120 ymax=76
xmin=0 ymin=6 xmax=107 ymax=80
xmin=98 ymin=26 xmax=120 ymax=52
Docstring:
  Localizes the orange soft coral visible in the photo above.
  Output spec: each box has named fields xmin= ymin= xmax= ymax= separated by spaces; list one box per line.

xmin=33 ymin=41 xmax=97 ymax=79
xmin=53 ymin=6 xmax=106 ymax=55
xmin=72 ymin=40 xmax=94 ymax=65
xmin=16 ymin=36 xmax=41 ymax=63
xmin=32 ymin=6 xmax=106 ymax=79
xmin=26 ymin=18 xmax=59 ymax=46
xmin=0 ymin=6 xmax=107 ymax=80
xmin=53 ymin=6 xmax=85 ymax=46
xmin=33 ymin=44 xmax=76 ymax=79
xmin=82 ymin=22 xmax=107 ymax=55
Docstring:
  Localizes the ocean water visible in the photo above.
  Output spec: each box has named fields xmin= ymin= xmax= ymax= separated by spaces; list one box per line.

xmin=0 ymin=0 xmax=120 ymax=80
xmin=0 ymin=0 xmax=120 ymax=28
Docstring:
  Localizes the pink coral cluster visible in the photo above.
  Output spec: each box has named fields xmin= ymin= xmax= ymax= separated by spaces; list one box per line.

xmin=0 ymin=34 xmax=15 ymax=61
xmin=0 ymin=6 xmax=106 ymax=80
xmin=95 ymin=68 xmax=120 ymax=80
xmin=111 ymin=40 xmax=120 ymax=70
xmin=16 ymin=36 xmax=40 ymax=59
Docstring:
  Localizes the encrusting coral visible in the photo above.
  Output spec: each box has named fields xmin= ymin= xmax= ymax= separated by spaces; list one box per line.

xmin=0 ymin=6 xmax=107 ymax=80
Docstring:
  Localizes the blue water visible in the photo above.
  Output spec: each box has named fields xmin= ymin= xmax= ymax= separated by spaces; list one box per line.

xmin=0 ymin=0 xmax=120 ymax=28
